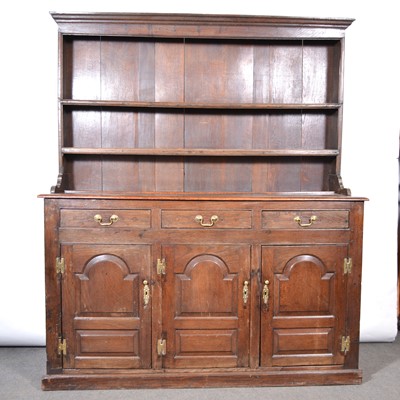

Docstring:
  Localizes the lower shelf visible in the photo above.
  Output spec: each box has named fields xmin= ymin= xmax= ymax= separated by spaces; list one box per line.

xmin=42 ymin=368 xmax=362 ymax=390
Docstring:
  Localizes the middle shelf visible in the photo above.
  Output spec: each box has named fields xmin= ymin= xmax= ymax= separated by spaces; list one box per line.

xmin=60 ymin=100 xmax=341 ymax=110
xmin=61 ymin=147 xmax=340 ymax=157
xmin=62 ymin=106 xmax=340 ymax=153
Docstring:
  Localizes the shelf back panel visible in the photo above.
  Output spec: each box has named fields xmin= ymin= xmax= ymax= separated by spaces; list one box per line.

xmin=63 ymin=108 xmax=338 ymax=151
xmin=63 ymin=156 xmax=336 ymax=193
xmin=62 ymin=37 xmax=341 ymax=105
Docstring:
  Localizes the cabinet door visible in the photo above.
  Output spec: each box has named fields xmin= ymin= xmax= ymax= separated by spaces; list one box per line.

xmin=161 ymin=244 xmax=251 ymax=368
xmin=61 ymin=244 xmax=151 ymax=369
xmin=261 ymin=245 xmax=347 ymax=367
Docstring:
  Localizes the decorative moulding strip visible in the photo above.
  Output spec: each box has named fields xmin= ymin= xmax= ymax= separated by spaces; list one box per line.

xmin=50 ymin=12 xmax=354 ymax=39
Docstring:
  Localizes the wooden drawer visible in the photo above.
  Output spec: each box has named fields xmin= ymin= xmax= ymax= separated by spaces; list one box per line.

xmin=60 ymin=209 xmax=151 ymax=229
xmin=262 ymin=210 xmax=349 ymax=229
xmin=161 ymin=210 xmax=252 ymax=229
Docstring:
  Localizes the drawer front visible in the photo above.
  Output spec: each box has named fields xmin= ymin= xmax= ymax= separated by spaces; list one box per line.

xmin=262 ymin=210 xmax=349 ymax=229
xmin=161 ymin=210 xmax=252 ymax=229
xmin=60 ymin=209 xmax=151 ymax=229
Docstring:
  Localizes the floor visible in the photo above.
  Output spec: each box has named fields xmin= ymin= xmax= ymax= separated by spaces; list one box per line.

xmin=1 ymin=336 xmax=399 ymax=400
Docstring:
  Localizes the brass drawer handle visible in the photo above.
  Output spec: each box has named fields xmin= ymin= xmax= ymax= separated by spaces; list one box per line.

xmin=195 ymin=215 xmax=219 ymax=227
xmin=294 ymin=215 xmax=317 ymax=227
xmin=94 ymin=214 xmax=119 ymax=226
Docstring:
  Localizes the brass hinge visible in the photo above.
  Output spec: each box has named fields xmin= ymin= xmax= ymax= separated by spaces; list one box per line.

xmin=344 ymin=257 xmax=352 ymax=274
xmin=341 ymin=335 xmax=350 ymax=355
xmin=56 ymin=257 xmax=65 ymax=274
xmin=157 ymin=339 xmax=167 ymax=356
xmin=58 ymin=338 xmax=67 ymax=356
xmin=157 ymin=258 xmax=166 ymax=275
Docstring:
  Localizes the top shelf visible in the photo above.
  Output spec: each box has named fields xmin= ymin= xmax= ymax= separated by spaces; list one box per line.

xmin=61 ymin=100 xmax=341 ymax=110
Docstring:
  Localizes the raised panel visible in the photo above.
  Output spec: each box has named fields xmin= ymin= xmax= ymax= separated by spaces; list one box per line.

xmin=176 ymin=330 xmax=237 ymax=354
xmin=272 ymin=328 xmax=335 ymax=366
xmin=77 ymin=254 xmax=138 ymax=314
xmin=78 ymin=330 xmax=139 ymax=354
xmin=162 ymin=244 xmax=250 ymax=369
xmin=177 ymin=255 xmax=236 ymax=315
xmin=61 ymin=244 xmax=151 ymax=369
xmin=261 ymin=245 xmax=347 ymax=367
xmin=275 ymin=255 xmax=334 ymax=315
xmin=273 ymin=328 xmax=333 ymax=355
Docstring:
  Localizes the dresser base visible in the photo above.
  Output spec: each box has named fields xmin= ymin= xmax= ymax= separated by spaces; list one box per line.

xmin=42 ymin=368 xmax=362 ymax=390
